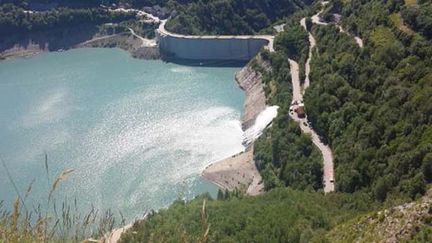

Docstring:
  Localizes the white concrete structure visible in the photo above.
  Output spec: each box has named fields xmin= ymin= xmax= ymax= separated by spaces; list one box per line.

xmin=157 ymin=20 xmax=274 ymax=61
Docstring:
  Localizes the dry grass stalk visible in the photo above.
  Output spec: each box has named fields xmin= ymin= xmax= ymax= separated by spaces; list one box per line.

xmin=199 ymin=199 xmax=210 ymax=243
xmin=48 ymin=169 xmax=75 ymax=202
xmin=0 ymin=156 xmax=122 ymax=242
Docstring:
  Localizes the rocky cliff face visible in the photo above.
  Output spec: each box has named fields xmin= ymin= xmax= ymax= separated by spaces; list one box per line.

xmin=235 ymin=55 xmax=271 ymax=130
xmin=201 ymin=55 xmax=271 ymax=196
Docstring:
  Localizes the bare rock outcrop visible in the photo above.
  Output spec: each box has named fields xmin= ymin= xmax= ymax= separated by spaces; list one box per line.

xmin=203 ymin=55 xmax=271 ymax=195
xmin=202 ymin=147 xmax=264 ymax=196
xmin=235 ymin=55 xmax=271 ymax=130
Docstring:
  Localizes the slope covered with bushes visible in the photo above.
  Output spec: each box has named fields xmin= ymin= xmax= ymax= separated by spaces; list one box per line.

xmin=120 ymin=188 xmax=370 ymax=242
xmin=0 ymin=4 xmax=136 ymax=36
xmin=253 ymin=17 xmax=323 ymax=191
xmin=303 ymin=0 xmax=432 ymax=202
xmin=327 ymin=190 xmax=432 ymax=242
xmin=165 ymin=0 xmax=313 ymax=35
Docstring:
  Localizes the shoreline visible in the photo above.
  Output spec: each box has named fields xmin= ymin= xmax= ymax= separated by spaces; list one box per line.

xmin=0 ymin=35 xmax=160 ymax=61
xmin=201 ymin=54 xmax=271 ymax=195
xmin=201 ymin=147 xmax=264 ymax=196
xmin=0 ymin=27 xmax=160 ymax=61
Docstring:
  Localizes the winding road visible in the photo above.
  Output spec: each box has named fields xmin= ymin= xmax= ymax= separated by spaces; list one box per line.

xmin=109 ymin=7 xmax=160 ymax=23
xmin=127 ymin=28 xmax=157 ymax=47
xmin=300 ymin=18 xmax=317 ymax=91
xmin=77 ymin=34 xmax=120 ymax=46
xmin=157 ymin=20 xmax=275 ymax=52
xmin=287 ymin=0 xmax=368 ymax=193
xmin=288 ymin=59 xmax=335 ymax=193
xmin=107 ymin=7 xmax=276 ymax=52
xmin=311 ymin=1 xmax=363 ymax=48
xmin=287 ymin=1 xmax=365 ymax=193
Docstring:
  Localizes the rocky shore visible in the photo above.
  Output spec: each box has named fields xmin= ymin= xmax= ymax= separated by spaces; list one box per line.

xmin=236 ymin=57 xmax=268 ymax=131
xmin=202 ymin=147 xmax=264 ymax=196
xmin=202 ymin=55 xmax=271 ymax=195
xmin=77 ymin=33 xmax=160 ymax=59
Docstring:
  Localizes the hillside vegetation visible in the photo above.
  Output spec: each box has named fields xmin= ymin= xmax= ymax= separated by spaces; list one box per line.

xmin=120 ymin=188 xmax=370 ymax=242
xmin=165 ymin=0 xmax=312 ymax=35
xmin=0 ymin=4 xmax=136 ymax=36
xmin=303 ymin=0 xmax=432 ymax=202
xmin=0 ymin=0 xmax=171 ymax=8
xmin=327 ymin=190 xmax=432 ymax=242
xmin=254 ymin=17 xmax=322 ymax=192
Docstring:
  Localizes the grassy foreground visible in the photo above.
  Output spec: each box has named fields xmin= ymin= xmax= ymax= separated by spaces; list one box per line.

xmin=0 ymin=156 xmax=122 ymax=242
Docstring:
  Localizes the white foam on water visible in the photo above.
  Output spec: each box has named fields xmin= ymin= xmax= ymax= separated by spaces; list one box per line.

xmin=170 ymin=66 xmax=194 ymax=73
xmin=0 ymin=49 xmax=245 ymax=220
xmin=66 ymin=91 xmax=245 ymax=213
xmin=22 ymin=89 xmax=69 ymax=127
xmin=242 ymin=106 xmax=279 ymax=146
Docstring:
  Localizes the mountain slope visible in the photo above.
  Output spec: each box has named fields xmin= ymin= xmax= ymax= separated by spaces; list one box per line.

xmin=327 ymin=190 xmax=432 ymax=242
xmin=165 ymin=0 xmax=312 ymax=35
xmin=119 ymin=188 xmax=369 ymax=242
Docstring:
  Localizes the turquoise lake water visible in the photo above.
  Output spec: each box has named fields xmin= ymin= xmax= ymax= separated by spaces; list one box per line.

xmin=0 ymin=48 xmax=244 ymax=221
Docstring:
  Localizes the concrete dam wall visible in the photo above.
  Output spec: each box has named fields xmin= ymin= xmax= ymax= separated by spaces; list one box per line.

xmin=156 ymin=21 xmax=274 ymax=61
xmin=157 ymin=34 xmax=269 ymax=61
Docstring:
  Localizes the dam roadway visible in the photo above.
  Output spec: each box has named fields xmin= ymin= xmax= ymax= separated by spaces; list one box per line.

xmin=157 ymin=20 xmax=274 ymax=61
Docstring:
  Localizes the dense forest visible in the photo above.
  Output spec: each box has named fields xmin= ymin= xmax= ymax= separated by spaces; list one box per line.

xmin=250 ymin=0 xmax=432 ymax=203
xmin=254 ymin=18 xmax=323 ymax=191
xmin=120 ymin=188 xmax=371 ymax=242
xmin=0 ymin=0 xmax=177 ymax=37
xmin=165 ymin=0 xmax=312 ymax=35
xmin=401 ymin=0 xmax=432 ymax=39
xmin=0 ymin=0 xmax=172 ymax=8
xmin=302 ymin=0 xmax=432 ymax=202
xmin=0 ymin=4 xmax=136 ymax=36
xmin=0 ymin=0 xmax=314 ymax=37
xmin=255 ymin=117 xmax=323 ymax=191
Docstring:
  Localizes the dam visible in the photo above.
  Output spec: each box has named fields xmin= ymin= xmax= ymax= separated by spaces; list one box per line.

xmin=157 ymin=20 xmax=274 ymax=61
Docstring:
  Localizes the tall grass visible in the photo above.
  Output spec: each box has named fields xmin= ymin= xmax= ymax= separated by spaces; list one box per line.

xmin=0 ymin=154 xmax=124 ymax=242
xmin=199 ymin=199 xmax=210 ymax=243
